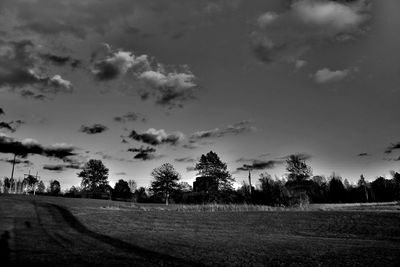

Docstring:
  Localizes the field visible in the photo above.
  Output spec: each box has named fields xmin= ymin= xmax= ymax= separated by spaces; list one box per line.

xmin=1 ymin=195 xmax=400 ymax=266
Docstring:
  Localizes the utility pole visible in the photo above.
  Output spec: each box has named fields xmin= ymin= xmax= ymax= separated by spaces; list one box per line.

xmin=248 ymin=170 xmax=252 ymax=196
xmin=10 ymin=153 xmax=16 ymax=193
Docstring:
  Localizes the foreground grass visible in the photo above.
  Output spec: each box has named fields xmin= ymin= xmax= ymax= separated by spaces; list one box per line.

xmin=1 ymin=195 xmax=400 ymax=266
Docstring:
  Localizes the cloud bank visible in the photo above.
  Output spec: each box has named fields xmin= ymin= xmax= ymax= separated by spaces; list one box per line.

xmin=252 ymin=0 xmax=371 ymax=63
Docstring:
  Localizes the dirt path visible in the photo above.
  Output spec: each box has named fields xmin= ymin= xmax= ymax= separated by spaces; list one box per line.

xmin=0 ymin=196 xmax=200 ymax=266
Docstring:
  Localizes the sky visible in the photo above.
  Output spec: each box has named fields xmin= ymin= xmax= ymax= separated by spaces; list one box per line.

xmin=0 ymin=0 xmax=399 ymax=190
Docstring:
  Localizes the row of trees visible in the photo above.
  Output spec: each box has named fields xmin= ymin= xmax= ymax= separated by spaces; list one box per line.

xmin=68 ymin=152 xmax=400 ymax=206
xmin=3 ymin=151 xmax=398 ymax=206
xmin=0 ymin=176 xmax=61 ymax=195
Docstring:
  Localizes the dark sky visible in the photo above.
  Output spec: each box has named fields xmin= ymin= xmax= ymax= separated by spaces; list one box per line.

xmin=1 ymin=0 xmax=399 ymax=189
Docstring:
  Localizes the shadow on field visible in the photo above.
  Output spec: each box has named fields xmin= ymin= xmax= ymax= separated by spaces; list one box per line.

xmin=0 ymin=231 xmax=10 ymax=266
xmin=39 ymin=202 xmax=202 ymax=266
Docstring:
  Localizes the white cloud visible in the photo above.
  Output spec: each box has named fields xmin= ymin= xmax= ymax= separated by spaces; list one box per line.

xmin=48 ymin=75 xmax=73 ymax=92
xmin=313 ymin=67 xmax=350 ymax=83
xmin=253 ymin=0 xmax=371 ymax=63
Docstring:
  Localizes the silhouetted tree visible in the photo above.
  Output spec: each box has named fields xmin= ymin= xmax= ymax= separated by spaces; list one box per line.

xmin=392 ymin=171 xmax=400 ymax=200
xmin=49 ymin=180 xmax=61 ymax=195
xmin=357 ymin=174 xmax=369 ymax=202
xmin=36 ymin=180 xmax=45 ymax=194
xmin=150 ymin=163 xmax=180 ymax=205
xmin=286 ymin=155 xmax=312 ymax=182
xmin=113 ymin=179 xmax=132 ymax=200
xmin=328 ymin=173 xmax=345 ymax=203
xmin=258 ymin=173 xmax=290 ymax=206
xmin=3 ymin=177 xmax=10 ymax=193
xmin=371 ymin=176 xmax=394 ymax=202
xmin=78 ymin=159 xmax=110 ymax=196
xmin=24 ymin=175 xmax=38 ymax=194
xmin=194 ymin=151 xmax=234 ymax=200
xmin=134 ymin=187 xmax=148 ymax=203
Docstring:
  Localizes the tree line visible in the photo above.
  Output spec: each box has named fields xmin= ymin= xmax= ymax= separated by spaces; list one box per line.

xmin=2 ymin=151 xmax=400 ymax=206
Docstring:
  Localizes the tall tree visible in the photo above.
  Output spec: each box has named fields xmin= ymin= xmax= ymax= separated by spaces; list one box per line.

xmin=150 ymin=163 xmax=180 ymax=205
xmin=24 ymin=175 xmax=38 ymax=194
xmin=36 ymin=180 xmax=46 ymax=194
xmin=113 ymin=179 xmax=132 ymax=199
xmin=195 ymin=151 xmax=234 ymax=191
xmin=127 ymin=179 xmax=137 ymax=193
xmin=78 ymin=159 xmax=109 ymax=193
xmin=49 ymin=180 xmax=61 ymax=195
xmin=286 ymin=154 xmax=312 ymax=182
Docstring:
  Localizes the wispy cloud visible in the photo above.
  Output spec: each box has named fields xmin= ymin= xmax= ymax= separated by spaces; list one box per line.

xmin=237 ymin=160 xmax=283 ymax=171
xmin=128 ymin=128 xmax=184 ymax=146
xmin=127 ymin=146 xmax=162 ymax=161
xmin=79 ymin=124 xmax=108 ymax=135
xmin=175 ymin=157 xmax=196 ymax=163
xmin=190 ymin=120 xmax=256 ymax=140
xmin=385 ymin=142 xmax=400 ymax=154
xmin=114 ymin=112 xmax=146 ymax=123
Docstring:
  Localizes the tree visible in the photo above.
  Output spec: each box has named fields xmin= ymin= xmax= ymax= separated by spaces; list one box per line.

xmin=24 ymin=175 xmax=38 ymax=194
xmin=113 ymin=179 xmax=132 ymax=199
xmin=134 ymin=187 xmax=148 ymax=203
xmin=286 ymin=154 xmax=312 ymax=182
xmin=357 ymin=174 xmax=369 ymax=202
xmin=328 ymin=173 xmax=345 ymax=203
xmin=195 ymin=151 xmax=234 ymax=192
xmin=36 ymin=180 xmax=46 ymax=194
xmin=78 ymin=159 xmax=109 ymax=194
xmin=150 ymin=163 xmax=180 ymax=205
xmin=127 ymin=179 xmax=137 ymax=193
xmin=49 ymin=180 xmax=61 ymax=195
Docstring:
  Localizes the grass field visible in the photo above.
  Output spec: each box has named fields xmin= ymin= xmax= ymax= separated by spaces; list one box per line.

xmin=1 ymin=195 xmax=400 ymax=266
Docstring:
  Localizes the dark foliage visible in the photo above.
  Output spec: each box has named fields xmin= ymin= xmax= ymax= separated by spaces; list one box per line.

xmin=113 ymin=179 xmax=132 ymax=200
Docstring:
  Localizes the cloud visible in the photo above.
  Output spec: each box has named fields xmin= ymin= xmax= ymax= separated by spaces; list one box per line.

xmin=91 ymin=43 xmax=199 ymax=108
xmin=40 ymin=53 xmax=70 ymax=65
xmin=19 ymin=89 xmax=47 ymax=100
xmin=190 ymin=120 xmax=256 ymax=140
xmin=79 ymin=124 xmax=108 ymax=134
xmin=0 ymin=157 xmax=32 ymax=166
xmin=128 ymin=128 xmax=184 ymax=146
xmin=175 ymin=157 xmax=196 ymax=163
xmin=8 ymin=0 xmax=139 ymax=38
xmin=92 ymin=46 xmax=150 ymax=81
xmin=127 ymin=146 xmax=161 ymax=161
xmin=47 ymin=75 xmax=73 ymax=92
xmin=138 ymin=67 xmax=198 ymax=108
xmin=186 ymin=166 xmax=196 ymax=172
xmin=114 ymin=112 xmax=146 ymax=123
xmin=0 ymin=119 xmax=24 ymax=133
xmin=385 ymin=142 xmax=400 ymax=154
xmin=237 ymin=160 xmax=283 ymax=171
xmin=0 ymin=133 xmax=76 ymax=160
xmin=0 ymin=40 xmax=74 ymax=95
xmin=313 ymin=68 xmax=350 ymax=83
xmin=43 ymin=162 xmax=82 ymax=172
xmin=252 ymin=0 xmax=371 ymax=63
xmin=0 ymin=122 xmax=15 ymax=132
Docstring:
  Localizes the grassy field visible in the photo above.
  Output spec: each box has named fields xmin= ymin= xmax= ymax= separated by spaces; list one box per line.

xmin=1 ymin=195 xmax=400 ymax=266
